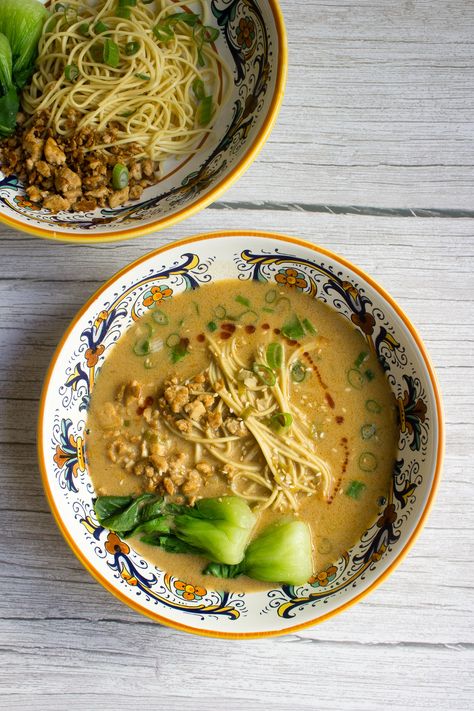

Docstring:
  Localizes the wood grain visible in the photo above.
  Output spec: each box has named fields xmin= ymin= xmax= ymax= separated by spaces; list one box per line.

xmin=221 ymin=0 xmax=474 ymax=210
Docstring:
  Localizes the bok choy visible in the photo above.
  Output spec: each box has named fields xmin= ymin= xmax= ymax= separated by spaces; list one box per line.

xmin=0 ymin=0 xmax=49 ymax=135
xmin=0 ymin=33 xmax=18 ymax=137
xmin=204 ymin=519 xmax=313 ymax=585
xmin=94 ymin=494 xmax=256 ymax=566
xmin=0 ymin=0 xmax=49 ymax=87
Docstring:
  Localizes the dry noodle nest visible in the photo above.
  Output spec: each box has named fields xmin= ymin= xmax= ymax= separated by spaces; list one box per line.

xmin=21 ymin=0 xmax=231 ymax=164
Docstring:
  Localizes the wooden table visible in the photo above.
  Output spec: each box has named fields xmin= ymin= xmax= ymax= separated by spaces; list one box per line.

xmin=1 ymin=1 xmax=473 ymax=708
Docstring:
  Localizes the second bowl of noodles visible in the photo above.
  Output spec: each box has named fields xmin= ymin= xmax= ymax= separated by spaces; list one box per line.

xmin=0 ymin=0 xmax=286 ymax=241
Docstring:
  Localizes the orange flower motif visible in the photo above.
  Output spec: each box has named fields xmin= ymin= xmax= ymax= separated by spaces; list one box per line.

xmin=236 ymin=16 xmax=256 ymax=49
xmin=174 ymin=580 xmax=207 ymax=601
xmin=94 ymin=310 xmax=108 ymax=328
xmin=105 ymin=532 xmax=130 ymax=556
xmin=14 ymin=195 xmax=41 ymax=211
xmin=85 ymin=344 xmax=105 ymax=367
xmin=275 ymin=268 xmax=307 ymax=290
xmin=143 ymin=285 xmax=173 ymax=308
xmin=309 ymin=565 xmax=337 ymax=588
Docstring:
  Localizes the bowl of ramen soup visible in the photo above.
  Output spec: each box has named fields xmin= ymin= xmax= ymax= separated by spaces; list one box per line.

xmin=39 ymin=231 xmax=444 ymax=636
xmin=0 ymin=0 xmax=286 ymax=242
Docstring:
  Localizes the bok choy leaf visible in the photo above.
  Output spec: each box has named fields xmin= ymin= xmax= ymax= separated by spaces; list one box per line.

xmin=0 ymin=0 xmax=49 ymax=87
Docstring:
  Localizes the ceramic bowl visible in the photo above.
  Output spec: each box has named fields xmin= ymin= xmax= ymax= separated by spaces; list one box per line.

xmin=38 ymin=231 xmax=444 ymax=637
xmin=0 ymin=1 xmax=286 ymax=243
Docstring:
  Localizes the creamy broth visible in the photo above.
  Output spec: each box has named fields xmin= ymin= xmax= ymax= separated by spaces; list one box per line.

xmin=86 ymin=279 xmax=398 ymax=592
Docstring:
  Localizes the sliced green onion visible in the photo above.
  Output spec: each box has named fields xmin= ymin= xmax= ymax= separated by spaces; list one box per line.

xmin=125 ymin=41 xmax=140 ymax=55
xmin=136 ymin=322 xmax=153 ymax=339
xmin=165 ymin=12 xmax=200 ymax=27
xmin=64 ymin=7 xmax=78 ymax=25
xmin=144 ymin=357 xmax=156 ymax=369
xmin=79 ymin=23 xmax=90 ymax=36
xmin=116 ymin=7 xmax=131 ymax=19
xmin=359 ymin=452 xmax=378 ymax=472
xmin=119 ymin=0 xmax=137 ymax=6
xmin=281 ymin=314 xmax=305 ymax=340
xmin=197 ymin=95 xmax=213 ymax=126
xmin=361 ymin=424 xmax=376 ymax=440
xmin=290 ymin=361 xmax=306 ymax=383
xmin=239 ymin=309 xmax=258 ymax=324
xmin=193 ymin=23 xmax=219 ymax=46
xmin=152 ymin=310 xmax=169 ymax=326
xmin=65 ymin=64 xmax=79 ymax=82
xmin=354 ymin=351 xmax=368 ymax=368
xmin=207 ymin=321 xmax=217 ymax=332
xmin=253 ymin=363 xmax=276 ymax=387
xmin=214 ymin=305 xmax=226 ymax=319
xmin=135 ymin=72 xmax=150 ymax=81
xmin=192 ymin=78 xmax=205 ymax=100
xmin=153 ymin=23 xmax=174 ymax=42
xmin=269 ymin=412 xmax=293 ymax=434
xmin=345 ymin=480 xmax=366 ymax=500
xmin=121 ymin=110 xmax=135 ymax=118
xmin=104 ymin=39 xmax=120 ymax=68
xmin=166 ymin=333 xmax=180 ymax=348
xmin=236 ymin=295 xmax=251 ymax=308
xmin=265 ymin=289 xmax=277 ymax=304
xmin=134 ymin=338 xmax=150 ymax=356
xmin=94 ymin=21 xmax=109 ymax=34
xmin=112 ymin=163 xmax=129 ymax=190
xmin=267 ymin=342 xmax=283 ymax=370
xmin=302 ymin=318 xmax=317 ymax=335
xmin=202 ymin=25 xmax=219 ymax=42
xmin=347 ymin=368 xmax=364 ymax=390
xmin=366 ymin=399 xmax=382 ymax=414
xmin=262 ymin=307 xmax=274 ymax=313
xmin=170 ymin=340 xmax=189 ymax=363
xmin=365 ymin=368 xmax=375 ymax=381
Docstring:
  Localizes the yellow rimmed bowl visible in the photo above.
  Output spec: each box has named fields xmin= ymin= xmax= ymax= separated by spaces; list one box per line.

xmin=38 ymin=231 xmax=444 ymax=637
xmin=0 ymin=1 xmax=287 ymax=243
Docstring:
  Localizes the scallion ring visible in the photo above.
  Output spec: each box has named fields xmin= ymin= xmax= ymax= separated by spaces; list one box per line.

xmin=267 ymin=342 xmax=283 ymax=370
xmin=134 ymin=338 xmax=150 ymax=356
xmin=152 ymin=310 xmax=169 ymax=326
xmin=290 ymin=361 xmax=306 ymax=383
xmin=166 ymin=333 xmax=181 ymax=348
xmin=125 ymin=41 xmax=140 ymax=55
xmin=269 ymin=412 xmax=293 ymax=434
xmin=112 ymin=163 xmax=129 ymax=190
xmin=65 ymin=64 xmax=79 ymax=82
xmin=253 ymin=363 xmax=276 ymax=387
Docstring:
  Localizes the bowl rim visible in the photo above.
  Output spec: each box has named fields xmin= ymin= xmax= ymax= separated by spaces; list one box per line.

xmin=37 ymin=230 xmax=445 ymax=637
xmin=0 ymin=1 xmax=287 ymax=244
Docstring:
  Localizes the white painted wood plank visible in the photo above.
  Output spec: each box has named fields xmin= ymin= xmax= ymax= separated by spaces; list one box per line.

xmin=219 ymin=0 xmax=474 ymax=209
xmin=1 ymin=620 xmax=473 ymax=711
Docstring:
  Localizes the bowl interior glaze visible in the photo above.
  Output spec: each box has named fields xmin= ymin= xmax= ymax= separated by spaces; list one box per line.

xmin=38 ymin=232 xmax=443 ymax=637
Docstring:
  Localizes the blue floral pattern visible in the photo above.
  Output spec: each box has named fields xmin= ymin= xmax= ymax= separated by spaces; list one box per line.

xmin=40 ymin=235 xmax=440 ymax=635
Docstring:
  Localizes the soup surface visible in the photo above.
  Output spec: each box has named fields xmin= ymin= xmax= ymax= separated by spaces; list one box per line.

xmin=86 ymin=279 xmax=398 ymax=591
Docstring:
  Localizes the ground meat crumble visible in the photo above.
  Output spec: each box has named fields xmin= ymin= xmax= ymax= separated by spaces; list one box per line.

xmin=95 ymin=372 xmax=251 ymax=505
xmin=0 ymin=110 xmax=160 ymax=213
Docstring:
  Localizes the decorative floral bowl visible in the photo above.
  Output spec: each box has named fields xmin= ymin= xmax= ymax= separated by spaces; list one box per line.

xmin=38 ymin=231 xmax=444 ymax=637
xmin=0 ymin=1 xmax=286 ymax=243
